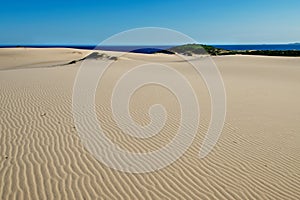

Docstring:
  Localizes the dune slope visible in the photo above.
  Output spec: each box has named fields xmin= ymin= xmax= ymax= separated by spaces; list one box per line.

xmin=0 ymin=49 xmax=300 ymax=199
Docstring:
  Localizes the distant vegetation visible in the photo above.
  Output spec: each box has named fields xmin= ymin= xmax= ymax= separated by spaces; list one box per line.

xmin=168 ymin=44 xmax=300 ymax=57
xmin=85 ymin=52 xmax=118 ymax=60
xmin=168 ymin=44 xmax=209 ymax=55
xmin=230 ymin=50 xmax=300 ymax=57
xmin=65 ymin=52 xmax=118 ymax=65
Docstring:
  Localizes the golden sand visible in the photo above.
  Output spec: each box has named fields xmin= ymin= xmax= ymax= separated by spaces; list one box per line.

xmin=1 ymin=48 xmax=300 ymax=199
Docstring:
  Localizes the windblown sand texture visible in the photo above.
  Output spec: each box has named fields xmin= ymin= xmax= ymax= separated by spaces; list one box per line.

xmin=1 ymin=48 xmax=300 ymax=199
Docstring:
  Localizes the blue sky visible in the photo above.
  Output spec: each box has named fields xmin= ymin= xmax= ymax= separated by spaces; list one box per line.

xmin=0 ymin=0 xmax=299 ymax=44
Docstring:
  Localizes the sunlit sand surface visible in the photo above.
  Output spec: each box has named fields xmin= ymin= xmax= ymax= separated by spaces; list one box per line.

xmin=1 ymin=48 xmax=300 ymax=199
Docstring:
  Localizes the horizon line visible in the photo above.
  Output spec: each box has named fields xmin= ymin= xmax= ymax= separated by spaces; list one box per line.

xmin=0 ymin=43 xmax=299 ymax=47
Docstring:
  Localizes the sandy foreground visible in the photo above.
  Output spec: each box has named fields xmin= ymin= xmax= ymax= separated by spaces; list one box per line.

xmin=0 ymin=48 xmax=300 ymax=199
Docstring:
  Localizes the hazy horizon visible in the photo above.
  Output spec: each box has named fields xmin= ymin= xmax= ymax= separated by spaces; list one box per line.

xmin=0 ymin=42 xmax=299 ymax=46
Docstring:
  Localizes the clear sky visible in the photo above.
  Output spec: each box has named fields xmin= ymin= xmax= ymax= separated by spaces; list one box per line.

xmin=0 ymin=0 xmax=299 ymax=45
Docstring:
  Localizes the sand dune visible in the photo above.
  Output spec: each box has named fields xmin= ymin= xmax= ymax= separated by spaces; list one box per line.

xmin=0 ymin=48 xmax=300 ymax=199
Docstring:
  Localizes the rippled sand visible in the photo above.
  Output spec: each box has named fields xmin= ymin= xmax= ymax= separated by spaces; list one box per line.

xmin=1 ymin=48 xmax=300 ymax=199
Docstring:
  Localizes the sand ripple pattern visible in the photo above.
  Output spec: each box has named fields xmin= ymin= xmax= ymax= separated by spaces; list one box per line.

xmin=1 ymin=51 xmax=300 ymax=199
